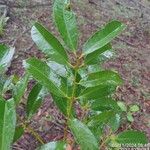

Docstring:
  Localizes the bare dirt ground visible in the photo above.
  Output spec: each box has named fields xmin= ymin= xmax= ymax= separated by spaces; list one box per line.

xmin=0 ymin=0 xmax=150 ymax=149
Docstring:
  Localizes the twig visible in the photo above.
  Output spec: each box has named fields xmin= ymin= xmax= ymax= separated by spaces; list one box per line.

xmin=17 ymin=115 xmax=45 ymax=145
xmin=23 ymin=123 xmax=45 ymax=145
xmin=100 ymin=130 xmax=112 ymax=149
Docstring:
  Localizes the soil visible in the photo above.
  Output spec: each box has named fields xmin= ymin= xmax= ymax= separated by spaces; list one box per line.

xmin=0 ymin=0 xmax=150 ymax=149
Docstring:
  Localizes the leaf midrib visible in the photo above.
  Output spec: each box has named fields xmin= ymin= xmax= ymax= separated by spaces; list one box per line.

xmin=27 ymin=86 xmax=42 ymax=116
xmin=62 ymin=8 xmax=75 ymax=50
xmin=36 ymin=28 xmax=69 ymax=65
xmin=27 ymin=62 xmax=67 ymax=98
xmin=84 ymin=25 xmax=124 ymax=54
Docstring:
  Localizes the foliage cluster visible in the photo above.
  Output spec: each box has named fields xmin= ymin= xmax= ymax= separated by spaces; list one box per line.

xmin=0 ymin=0 xmax=148 ymax=149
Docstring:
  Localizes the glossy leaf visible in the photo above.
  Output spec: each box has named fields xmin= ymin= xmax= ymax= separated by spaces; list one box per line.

xmin=79 ymin=70 xmax=123 ymax=88
xmin=91 ymin=99 xmax=121 ymax=131
xmin=13 ymin=126 xmax=24 ymax=143
xmin=108 ymin=113 xmax=121 ymax=131
xmin=83 ymin=20 xmax=126 ymax=55
xmin=27 ymin=83 xmax=43 ymax=118
xmin=47 ymin=61 xmax=74 ymax=97
xmin=116 ymin=130 xmax=148 ymax=144
xmin=87 ymin=65 xmax=103 ymax=74
xmin=0 ymin=75 xmax=13 ymax=95
xmin=69 ymin=118 xmax=99 ymax=150
xmin=85 ymin=44 xmax=112 ymax=65
xmin=37 ymin=140 xmax=66 ymax=150
xmin=13 ymin=74 xmax=29 ymax=105
xmin=0 ymin=44 xmax=15 ymax=72
xmin=47 ymin=61 xmax=71 ymax=78
xmin=24 ymin=58 xmax=67 ymax=98
xmin=2 ymin=77 xmax=13 ymax=93
xmin=79 ymin=85 xmax=116 ymax=100
xmin=0 ymin=98 xmax=16 ymax=150
xmin=78 ymin=65 xmax=101 ymax=79
xmin=31 ymin=22 xmax=69 ymax=65
xmin=98 ymin=50 xmax=115 ymax=64
xmin=88 ymin=111 xmax=120 ymax=135
xmin=51 ymin=94 xmax=68 ymax=116
xmin=88 ymin=111 xmax=114 ymax=128
xmin=53 ymin=0 xmax=78 ymax=51
xmin=91 ymin=98 xmax=120 ymax=111
xmin=89 ymin=125 xmax=103 ymax=140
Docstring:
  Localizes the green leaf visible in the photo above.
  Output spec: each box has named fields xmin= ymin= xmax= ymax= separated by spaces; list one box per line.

xmin=13 ymin=126 xmax=24 ymax=143
xmin=31 ymin=22 xmax=69 ymax=65
xmin=91 ymin=98 xmax=120 ymax=111
xmin=47 ymin=61 xmax=74 ymax=97
xmin=117 ymin=101 xmax=127 ymax=112
xmin=51 ymin=94 xmax=75 ymax=117
xmin=98 ymin=50 xmax=115 ymax=64
xmin=37 ymin=140 xmax=66 ymax=150
xmin=78 ymin=64 xmax=101 ymax=79
xmin=53 ymin=0 xmax=78 ymax=51
xmin=27 ymin=83 xmax=43 ymax=119
xmin=0 ymin=76 xmax=13 ymax=95
xmin=79 ymin=85 xmax=116 ymax=100
xmin=79 ymin=70 xmax=123 ymax=88
xmin=69 ymin=118 xmax=99 ymax=150
xmin=116 ymin=130 xmax=148 ymax=144
xmin=13 ymin=74 xmax=29 ymax=105
xmin=51 ymin=94 xmax=67 ymax=116
xmin=127 ymin=112 xmax=134 ymax=122
xmin=129 ymin=105 xmax=140 ymax=112
xmin=88 ymin=111 xmax=120 ymax=135
xmin=91 ymin=99 xmax=121 ymax=131
xmin=108 ymin=113 xmax=121 ymax=131
xmin=78 ymin=63 xmax=106 ymax=80
xmin=0 ymin=98 xmax=16 ymax=150
xmin=88 ymin=65 xmax=103 ymax=73
xmin=89 ymin=125 xmax=103 ymax=141
xmin=0 ymin=75 xmax=5 ymax=94
xmin=85 ymin=44 xmax=112 ymax=65
xmin=0 ymin=44 xmax=15 ymax=72
xmin=83 ymin=20 xmax=126 ymax=55
xmin=88 ymin=111 xmax=114 ymax=128
xmin=24 ymin=58 xmax=67 ymax=98
xmin=47 ymin=61 xmax=71 ymax=78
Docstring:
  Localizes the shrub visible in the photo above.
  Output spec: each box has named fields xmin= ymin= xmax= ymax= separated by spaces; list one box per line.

xmin=0 ymin=0 xmax=148 ymax=149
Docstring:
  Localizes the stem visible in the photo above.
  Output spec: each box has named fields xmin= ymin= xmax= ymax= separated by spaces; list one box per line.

xmin=17 ymin=115 xmax=45 ymax=144
xmin=22 ymin=123 xmax=45 ymax=145
xmin=64 ymin=63 xmax=78 ymax=140
xmin=100 ymin=130 xmax=112 ymax=149
xmin=67 ymin=69 xmax=78 ymax=118
xmin=64 ymin=70 xmax=78 ymax=139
